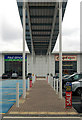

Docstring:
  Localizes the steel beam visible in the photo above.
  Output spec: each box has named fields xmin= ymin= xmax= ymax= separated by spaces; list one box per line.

xmin=26 ymin=3 xmax=34 ymax=54
xmin=47 ymin=3 xmax=58 ymax=55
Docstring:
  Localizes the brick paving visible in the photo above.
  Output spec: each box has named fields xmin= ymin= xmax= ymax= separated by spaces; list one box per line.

xmin=2 ymin=80 xmax=79 ymax=120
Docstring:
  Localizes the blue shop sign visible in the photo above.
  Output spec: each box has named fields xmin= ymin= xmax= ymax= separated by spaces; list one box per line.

xmin=5 ymin=55 xmax=27 ymax=61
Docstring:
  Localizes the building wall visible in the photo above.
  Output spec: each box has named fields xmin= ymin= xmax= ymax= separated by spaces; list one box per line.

xmin=27 ymin=55 xmax=55 ymax=76
xmin=0 ymin=54 xmax=4 ymax=76
xmin=77 ymin=54 xmax=82 ymax=73
xmin=80 ymin=54 xmax=82 ymax=72
xmin=77 ymin=55 xmax=80 ymax=73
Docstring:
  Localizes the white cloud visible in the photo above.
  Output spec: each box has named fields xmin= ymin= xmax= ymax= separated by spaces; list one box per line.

xmin=53 ymin=0 xmax=81 ymax=52
xmin=0 ymin=0 xmax=81 ymax=52
xmin=0 ymin=0 xmax=29 ymax=52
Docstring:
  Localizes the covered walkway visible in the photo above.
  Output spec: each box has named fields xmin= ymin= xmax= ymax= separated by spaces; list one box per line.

xmin=16 ymin=0 xmax=68 ymax=99
xmin=3 ymin=80 xmax=77 ymax=116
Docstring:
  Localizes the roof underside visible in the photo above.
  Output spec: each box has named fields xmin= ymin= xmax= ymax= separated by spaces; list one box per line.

xmin=17 ymin=2 xmax=67 ymax=55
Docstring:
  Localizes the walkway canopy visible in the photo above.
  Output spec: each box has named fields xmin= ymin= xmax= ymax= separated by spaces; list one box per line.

xmin=17 ymin=1 xmax=67 ymax=55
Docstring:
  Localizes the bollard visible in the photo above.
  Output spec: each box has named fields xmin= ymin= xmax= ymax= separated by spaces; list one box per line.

xmin=46 ymin=76 xmax=48 ymax=83
xmin=48 ymin=75 xmax=50 ymax=84
xmin=35 ymin=75 xmax=36 ymax=81
xmin=52 ymin=77 xmax=54 ymax=88
xmin=30 ymin=79 xmax=32 ymax=88
xmin=33 ymin=74 xmax=35 ymax=83
xmin=28 ymin=78 xmax=30 ymax=90
xmin=16 ymin=82 xmax=19 ymax=107
xmin=54 ymin=78 xmax=55 ymax=91
xmin=50 ymin=77 xmax=51 ymax=85
xmin=50 ymin=76 xmax=51 ymax=86
xmin=32 ymin=74 xmax=34 ymax=84
xmin=48 ymin=76 xmax=49 ymax=84
xmin=34 ymin=74 xmax=35 ymax=83
xmin=51 ymin=77 xmax=53 ymax=88
xmin=32 ymin=76 xmax=34 ymax=84
xmin=56 ymin=79 xmax=58 ymax=94
xmin=32 ymin=75 xmax=34 ymax=84
xmin=50 ymin=76 xmax=52 ymax=86
xmin=32 ymin=75 xmax=33 ymax=84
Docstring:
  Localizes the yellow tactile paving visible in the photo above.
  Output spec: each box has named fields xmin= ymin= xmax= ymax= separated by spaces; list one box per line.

xmin=26 ymin=92 xmax=29 ymax=95
xmin=0 ymin=113 xmax=5 ymax=115
xmin=9 ymin=111 xmax=78 ymax=115
xmin=19 ymin=99 xmax=25 ymax=104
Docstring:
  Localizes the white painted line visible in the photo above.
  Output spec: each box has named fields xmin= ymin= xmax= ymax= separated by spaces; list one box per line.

xmin=72 ymin=102 xmax=81 ymax=104
xmin=3 ymin=116 xmax=80 ymax=119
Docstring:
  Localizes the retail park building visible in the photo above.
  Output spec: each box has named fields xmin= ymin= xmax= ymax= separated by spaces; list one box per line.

xmin=0 ymin=51 xmax=81 ymax=77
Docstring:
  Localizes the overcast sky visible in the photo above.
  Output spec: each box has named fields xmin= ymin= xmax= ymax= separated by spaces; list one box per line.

xmin=0 ymin=0 xmax=81 ymax=52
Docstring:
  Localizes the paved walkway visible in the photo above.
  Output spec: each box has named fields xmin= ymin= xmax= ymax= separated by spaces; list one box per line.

xmin=2 ymin=80 xmax=80 ymax=120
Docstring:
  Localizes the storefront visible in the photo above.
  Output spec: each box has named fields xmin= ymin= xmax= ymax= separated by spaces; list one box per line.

xmin=55 ymin=55 xmax=77 ymax=74
xmin=4 ymin=55 xmax=27 ymax=76
xmin=0 ymin=52 xmax=81 ymax=77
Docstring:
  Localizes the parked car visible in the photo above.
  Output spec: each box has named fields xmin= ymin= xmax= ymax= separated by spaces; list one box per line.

xmin=11 ymin=72 xmax=18 ymax=79
xmin=72 ymin=79 xmax=82 ymax=96
xmin=2 ymin=73 xmax=10 ymax=79
xmin=53 ymin=73 xmax=67 ymax=79
xmin=63 ymin=75 xmax=69 ymax=79
xmin=62 ymin=73 xmax=82 ymax=88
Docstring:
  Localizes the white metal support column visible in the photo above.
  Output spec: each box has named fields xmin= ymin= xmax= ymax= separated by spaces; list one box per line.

xmin=48 ymin=54 xmax=49 ymax=83
xmin=27 ymin=3 xmax=35 ymax=77
xmin=23 ymin=1 xmax=26 ymax=99
xmin=32 ymin=51 xmax=34 ymax=83
xmin=59 ymin=1 xmax=62 ymax=99
xmin=49 ymin=51 xmax=51 ymax=84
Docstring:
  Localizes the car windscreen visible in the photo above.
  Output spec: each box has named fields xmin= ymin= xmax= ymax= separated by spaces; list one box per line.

xmin=63 ymin=75 xmax=69 ymax=78
xmin=67 ymin=74 xmax=76 ymax=79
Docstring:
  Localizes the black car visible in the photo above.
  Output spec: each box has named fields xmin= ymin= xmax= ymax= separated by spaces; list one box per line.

xmin=62 ymin=73 xmax=82 ymax=88
xmin=53 ymin=73 xmax=66 ymax=79
xmin=2 ymin=73 xmax=10 ymax=79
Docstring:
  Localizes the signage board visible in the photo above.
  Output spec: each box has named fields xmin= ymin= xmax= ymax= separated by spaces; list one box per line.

xmin=65 ymin=82 xmax=72 ymax=109
xmin=65 ymin=91 xmax=72 ymax=108
xmin=55 ymin=55 xmax=77 ymax=61
xmin=65 ymin=82 xmax=72 ymax=92
xmin=5 ymin=55 xmax=27 ymax=61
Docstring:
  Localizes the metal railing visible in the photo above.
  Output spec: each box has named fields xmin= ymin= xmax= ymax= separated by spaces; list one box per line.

xmin=47 ymin=75 xmax=59 ymax=95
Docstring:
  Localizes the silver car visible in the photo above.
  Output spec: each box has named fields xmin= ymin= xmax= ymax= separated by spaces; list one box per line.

xmin=11 ymin=73 xmax=18 ymax=79
xmin=72 ymin=79 xmax=82 ymax=96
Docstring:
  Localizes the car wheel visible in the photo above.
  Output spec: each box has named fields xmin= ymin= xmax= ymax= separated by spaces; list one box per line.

xmin=76 ymin=88 xmax=82 ymax=96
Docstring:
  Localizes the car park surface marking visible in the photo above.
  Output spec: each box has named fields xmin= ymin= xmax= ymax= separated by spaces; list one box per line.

xmin=3 ymin=116 xmax=81 ymax=119
xmin=8 ymin=99 xmax=16 ymax=101
xmin=72 ymin=102 xmax=81 ymax=104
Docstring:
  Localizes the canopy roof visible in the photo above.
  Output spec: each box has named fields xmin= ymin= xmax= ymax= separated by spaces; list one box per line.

xmin=17 ymin=1 xmax=67 ymax=55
